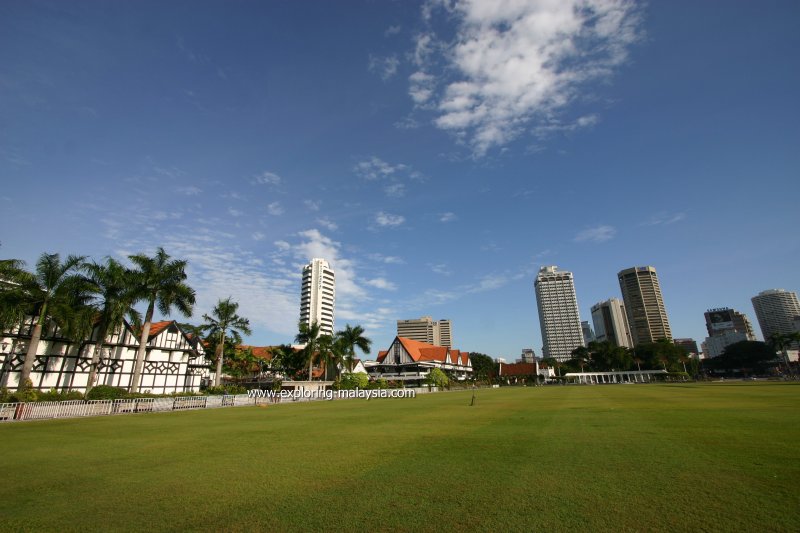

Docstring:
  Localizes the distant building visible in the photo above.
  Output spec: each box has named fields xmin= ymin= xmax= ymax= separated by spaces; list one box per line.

xmin=590 ymin=298 xmax=633 ymax=348
xmin=618 ymin=266 xmax=672 ymax=346
xmin=497 ymin=361 xmax=554 ymax=383
xmin=300 ymin=258 xmax=335 ymax=336
xmin=704 ymin=308 xmax=756 ymax=340
xmin=396 ymin=316 xmax=452 ymax=348
xmin=370 ymin=337 xmax=472 ymax=384
xmin=674 ymin=338 xmax=699 ymax=355
xmin=702 ymin=307 xmax=757 ymax=358
xmin=581 ymin=321 xmax=595 ymax=345
xmin=703 ymin=331 xmax=749 ymax=358
xmin=519 ymin=348 xmax=536 ymax=363
xmin=751 ymin=289 xmax=800 ymax=343
xmin=535 ymin=266 xmax=584 ymax=361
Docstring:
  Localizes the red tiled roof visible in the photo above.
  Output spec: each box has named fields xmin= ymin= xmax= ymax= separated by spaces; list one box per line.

xmin=498 ymin=362 xmax=537 ymax=376
xmin=148 ymin=321 xmax=173 ymax=338
xmin=237 ymin=345 xmax=282 ymax=360
xmin=377 ymin=337 xmax=471 ymax=366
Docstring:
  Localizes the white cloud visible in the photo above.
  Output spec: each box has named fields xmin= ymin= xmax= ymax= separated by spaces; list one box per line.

xmin=304 ymin=199 xmax=321 ymax=211
xmin=385 ymin=25 xmax=402 ymax=37
xmin=375 ymin=211 xmax=405 ymax=227
xmin=252 ymin=232 xmax=266 ymax=241
xmin=365 ymin=278 xmax=398 ymax=291
xmin=643 ymin=212 xmax=686 ymax=226
xmin=292 ymin=229 xmax=366 ymax=301
xmin=274 ymin=240 xmax=291 ymax=252
xmin=369 ymin=253 xmax=405 ymax=265
xmin=413 ymin=0 xmax=642 ymax=155
xmin=354 ymin=156 xmax=406 ymax=180
xmin=175 ymin=185 xmax=202 ymax=196
xmin=228 ymin=208 xmax=243 ymax=217
xmin=368 ymin=54 xmax=400 ymax=81
xmin=574 ymin=225 xmax=616 ymax=243
xmin=439 ymin=212 xmax=457 ymax=223
xmin=384 ymin=183 xmax=406 ymax=198
xmin=254 ymin=171 xmax=282 ymax=185
xmin=316 ymin=217 xmax=338 ymax=231
xmin=267 ymin=202 xmax=284 ymax=216
xmin=430 ymin=263 xmax=451 ymax=276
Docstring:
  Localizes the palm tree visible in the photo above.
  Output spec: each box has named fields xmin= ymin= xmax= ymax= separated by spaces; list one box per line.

xmin=128 ymin=248 xmax=195 ymax=393
xmin=1 ymin=253 xmax=88 ymax=387
xmin=336 ymin=324 xmax=372 ymax=373
xmin=316 ymin=334 xmax=344 ymax=381
xmin=769 ymin=333 xmax=797 ymax=379
xmin=201 ymin=297 xmax=252 ymax=387
xmin=84 ymin=258 xmax=141 ymax=392
xmin=295 ymin=321 xmax=322 ymax=380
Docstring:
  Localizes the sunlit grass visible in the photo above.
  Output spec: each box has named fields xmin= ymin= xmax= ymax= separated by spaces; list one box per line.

xmin=1 ymin=383 xmax=798 ymax=532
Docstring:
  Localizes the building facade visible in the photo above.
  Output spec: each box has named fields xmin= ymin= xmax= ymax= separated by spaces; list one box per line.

xmin=618 ymin=266 xmax=672 ymax=346
xmin=590 ymin=298 xmax=633 ymax=348
xmin=702 ymin=307 xmax=757 ymax=358
xmin=370 ymin=336 xmax=472 ymax=383
xmin=1 ymin=318 xmax=209 ymax=393
xmin=702 ymin=330 xmax=749 ymax=358
xmin=535 ymin=266 xmax=584 ymax=361
xmin=396 ymin=316 xmax=452 ymax=348
xmin=751 ymin=289 xmax=800 ymax=343
xmin=673 ymin=338 xmax=699 ymax=355
xmin=704 ymin=308 xmax=756 ymax=340
xmin=300 ymin=258 xmax=336 ymax=336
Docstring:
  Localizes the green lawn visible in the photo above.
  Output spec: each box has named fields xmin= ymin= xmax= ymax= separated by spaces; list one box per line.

xmin=1 ymin=383 xmax=798 ymax=532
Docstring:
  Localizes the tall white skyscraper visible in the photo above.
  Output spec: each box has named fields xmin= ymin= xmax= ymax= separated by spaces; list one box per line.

xmin=591 ymin=298 xmax=633 ymax=348
xmin=751 ymin=289 xmax=800 ymax=342
xmin=300 ymin=258 xmax=335 ymax=336
xmin=535 ymin=266 xmax=584 ymax=361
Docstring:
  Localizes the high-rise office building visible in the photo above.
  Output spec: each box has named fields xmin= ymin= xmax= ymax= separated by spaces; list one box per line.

xmin=674 ymin=338 xmax=699 ymax=355
xmin=300 ymin=258 xmax=335 ymax=336
xmin=590 ymin=298 xmax=633 ymax=348
xmin=618 ymin=266 xmax=672 ymax=346
xmin=581 ymin=321 xmax=595 ymax=345
xmin=535 ymin=266 xmax=584 ymax=361
xmin=751 ymin=289 xmax=800 ymax=342
xmin=396 ymin=317 xmax=452 ymax=348
xmin=704 ymin=308 xmax=756 ymax=340
xmin=702 ymin=307 xmax=757 ymax=358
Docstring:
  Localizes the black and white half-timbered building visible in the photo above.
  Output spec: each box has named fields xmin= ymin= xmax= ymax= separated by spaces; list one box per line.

xmin=0 ymin=317 xmax=211 ymax=393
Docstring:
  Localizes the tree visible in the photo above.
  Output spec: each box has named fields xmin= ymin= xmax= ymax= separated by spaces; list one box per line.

xmin=635 ymin=339 xmax=685 ymax=373
xmin=84 ymin=258 xmax=142 ymax=392
xmin=295 ymin=321 xmax=322 ymax=380
xmin=425 ymin=367 xmax=449 ymax=388
xmin=769 ymin=333 xmax=798 ymax=378
xmin=335 ymin=324 xmax=372 ymax=373
xmin=469 ymin=352 xmax=497 ymax=382
xmin=201 ymin=297 xmax=252 ymax=387
xmin=313 ymin=334 xmax=344 ymax=381
xmin=270 ymin=344 xmax=305 ymax=377
xmin=0 ymin=253 xmax=88 ymax=387
xmin=706 ymin=341 xmax=778 ymax=375
xmin=128 ymin=248 xmax=196 ymax=393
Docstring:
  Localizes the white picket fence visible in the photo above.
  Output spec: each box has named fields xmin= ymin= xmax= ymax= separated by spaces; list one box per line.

xmin=0 ymin=394 xmax=258 ymax=423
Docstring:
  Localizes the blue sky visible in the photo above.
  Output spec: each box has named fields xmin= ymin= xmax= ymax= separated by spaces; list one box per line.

xmin=2 ymin=1 xmax=799 ymax=359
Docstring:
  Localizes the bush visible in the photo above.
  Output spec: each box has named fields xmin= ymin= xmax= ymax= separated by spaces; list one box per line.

xmin=205 ymin=384 xmax=247 ymax=395
xmin=86 ymin=385 xmax=129 ymax=400
xmin=10 ymin=379 xmax=38 ymax=402
xmin=38 ymin=389 xmax=84 ymax=401
xmin=335 ymin=372 xmax=369 ymax=390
